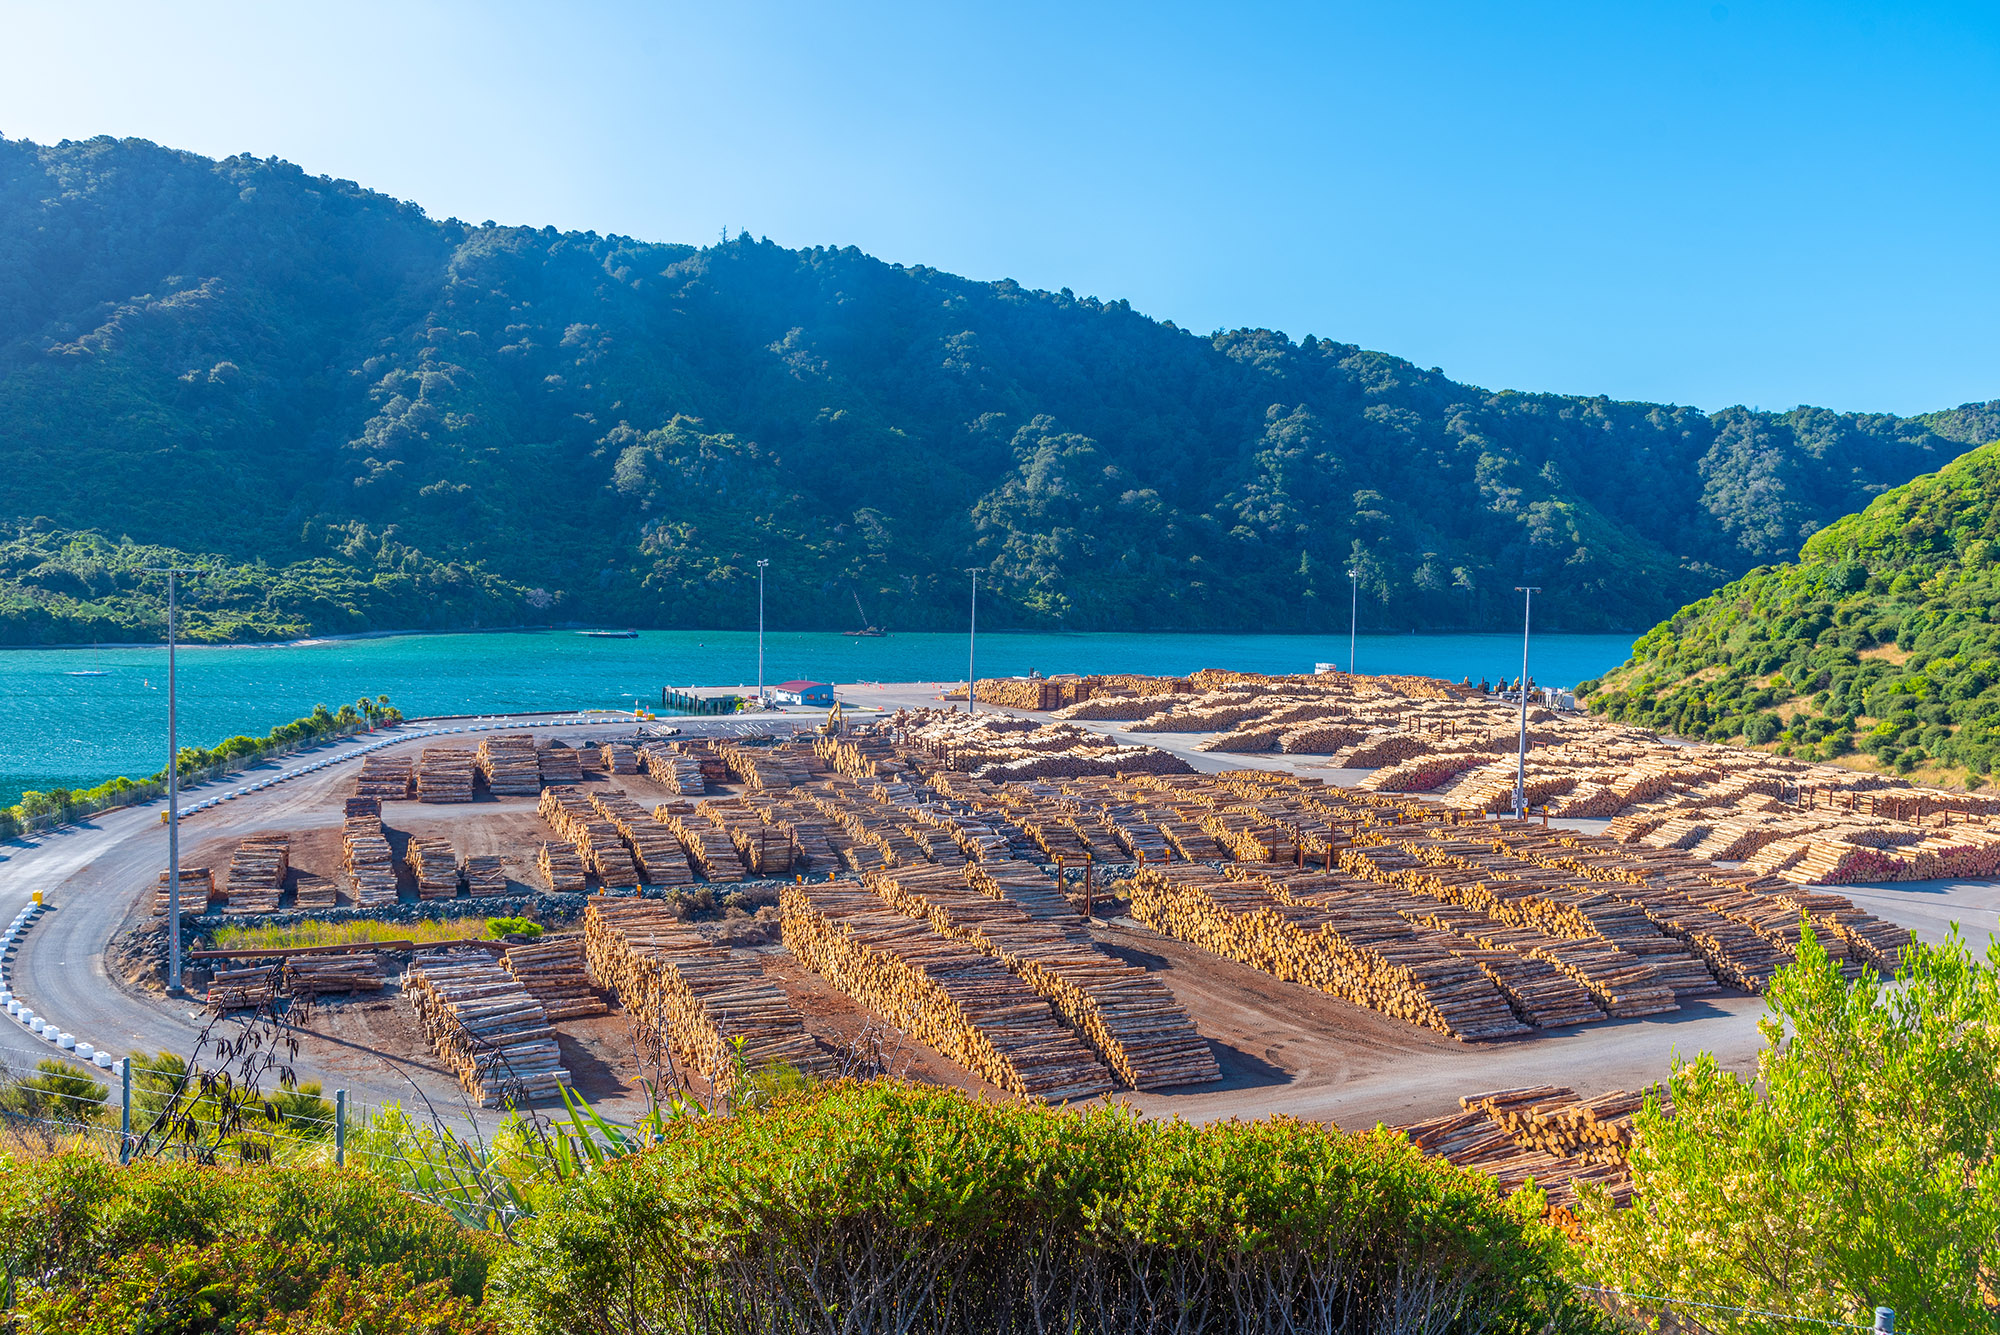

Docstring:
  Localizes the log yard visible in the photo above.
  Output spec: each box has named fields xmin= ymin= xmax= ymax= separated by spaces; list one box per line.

xmin=4 ymin=668 xmax=1993 ymax=1218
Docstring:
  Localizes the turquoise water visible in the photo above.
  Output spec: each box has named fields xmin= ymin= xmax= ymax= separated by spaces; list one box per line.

xmin=0 ymin=630 xmax=1636 ymax=804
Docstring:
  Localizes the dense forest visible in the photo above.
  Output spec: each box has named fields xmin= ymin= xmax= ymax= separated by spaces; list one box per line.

xmin=2 ymin=134 xmax=1997 ymax=643
xmin=1586 ymin=441 xmax=2000 ymax=785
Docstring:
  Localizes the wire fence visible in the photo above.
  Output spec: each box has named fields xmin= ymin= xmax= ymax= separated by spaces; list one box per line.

xmin=1575 ymin=1286 xmax=1897 ymax=1334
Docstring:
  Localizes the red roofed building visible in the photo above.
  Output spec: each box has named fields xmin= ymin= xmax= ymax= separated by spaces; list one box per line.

xmin=773 ymin=680 xmax=834 ymax=706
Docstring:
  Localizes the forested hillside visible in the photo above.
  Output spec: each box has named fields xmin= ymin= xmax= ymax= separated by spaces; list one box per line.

xmin=1586 ymin=441 xmax=2000 ymax=786
xmin=1 ymin=134 xmax=1995 ymax=643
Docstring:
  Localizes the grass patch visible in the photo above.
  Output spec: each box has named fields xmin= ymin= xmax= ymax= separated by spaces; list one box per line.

xmin=210 ymin=917 xmax=504 ymax=951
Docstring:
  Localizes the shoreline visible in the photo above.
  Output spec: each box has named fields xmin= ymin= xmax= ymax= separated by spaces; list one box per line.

xmin=0 ymin=625 xmax=1647 ymax=653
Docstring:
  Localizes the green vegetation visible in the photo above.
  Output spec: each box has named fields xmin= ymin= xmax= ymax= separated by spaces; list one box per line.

xmin=1586 ymin=440 xmax=2000 ymax=782
xmin=0 ymin=1156 xmax=495 ymax=1333
xmin=2 ymin=136 xmax=1995 ymax=640
xmin=484 ymin=917 xmax=542 ymax=940
xmin=1582 ymin=929 xmax=2000 ymax=1333
xmin=211 ymin=915 xmax=499 ymax=952
xmin=486 ymin=1080 xmax=1596 ymax=1335
xmin=0 ymin=695 xmax=401 ymax=835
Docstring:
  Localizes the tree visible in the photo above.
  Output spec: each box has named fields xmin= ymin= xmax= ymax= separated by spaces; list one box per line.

xmin=1581 ymin=928 xmax=2000 ymax=1332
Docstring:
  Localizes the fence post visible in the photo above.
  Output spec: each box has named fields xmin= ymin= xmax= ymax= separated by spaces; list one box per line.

xmin=119 ymin=1059 xmax=132 ymax=1164
xmin=1874 ymin=1308 xmax=1894 ymax=1334
xmin=334 ymin=1089 xmax=347 ymax=1167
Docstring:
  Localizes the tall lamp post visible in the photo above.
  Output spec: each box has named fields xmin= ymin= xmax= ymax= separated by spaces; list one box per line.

xmin=755 ymin=559 xmax=769 ymax=707
xmin=1512 ymin=586 xmax=1540 ymax=820
xmin=145 ymin=566 xmax=198 ymax=995
xmin=1347 ymin=568 xmax=1359 ymax=676
xmin=966 ymin=569 xmax=980 ymax=714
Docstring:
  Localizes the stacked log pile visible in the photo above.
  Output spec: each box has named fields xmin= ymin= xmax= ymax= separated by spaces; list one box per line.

xmin=476 ymin=735 xmax=542 ymax=796
xmin=152 ymin=867 xmax=214 ymax=915
xmin=403 ymin=953 xmax=569 ymax=1107
xmin=223 ymin=835 xmax=290 ymax=913
xmin=407 ymin=836 xmax=463 ymax=899
xmin=355 ymin=754 xmax=413 ymax=800
xmin=599 ymin=742 xmax=640 ymax=774
xmin=460 ymin=854 xmax=507 ymax=896
xmin=1128 ymin=865 xmax=1528 ymax=1041
xmin=415 ymin=748 xmax=476 ymax=803
xmin=537 ymin=841 xmax=589 ymax=893
xmin=583 ymin=902 xmax=826 ymax=1095
xmin=1398 ymin=1084 xmax=1662 ymax=1216
xmin=342 ymin=817 xmax=399 ymax=908
xmin=866 ymin=865 xmax=1219 ymax=1089
xmin=536 ymin=744 xmax=583 ymax=784
xmin=207 ymin=955 xmax=387 ymax=1009
xmin=539 ymin=787 xmax=642 ymax=887
xmin=658 ymin=808 xmax=747 ymax=881
xmin=781 ymin=881 xmax=1115 ymax=1100
xmin=641 ymin=745 xmax=706 ymax=794
xmin=587 ymin=790 xmax=695 ymax=885
xmin=502 ymin=935 xmax=609 ymax=1019
xmin=293 ymin=875 xmax=339 ymax=912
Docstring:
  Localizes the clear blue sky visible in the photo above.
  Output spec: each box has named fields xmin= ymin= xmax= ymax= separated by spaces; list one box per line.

xmin=1 ymin=1 xmax=1994 ymax=416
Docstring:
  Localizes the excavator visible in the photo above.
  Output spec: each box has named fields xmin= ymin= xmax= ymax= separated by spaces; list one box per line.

xmin=818 ymin=699 xmax=846 ymax=737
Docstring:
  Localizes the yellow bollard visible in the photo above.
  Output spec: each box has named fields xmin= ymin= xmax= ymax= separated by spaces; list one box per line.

xmin=31 ymin=890 xmax=42 ymax=906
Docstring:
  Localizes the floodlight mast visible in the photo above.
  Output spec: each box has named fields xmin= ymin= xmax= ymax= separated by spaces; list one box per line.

xmin=1512 ymin=586 xmax=1540 ymax=820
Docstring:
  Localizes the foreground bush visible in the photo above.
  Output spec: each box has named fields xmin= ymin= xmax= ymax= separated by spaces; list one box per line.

xmin=0 ymin=1155 xmax=495 ymax=1333
xmin=1581 ymin=929 xmax=2000 ymax=1333
xmin=489 ymin=1080 xmax=1601 ymax=1335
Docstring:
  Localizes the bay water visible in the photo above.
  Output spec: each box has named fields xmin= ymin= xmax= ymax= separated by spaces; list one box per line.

xmin=0 ymin=630 xmax=1636 ymax=805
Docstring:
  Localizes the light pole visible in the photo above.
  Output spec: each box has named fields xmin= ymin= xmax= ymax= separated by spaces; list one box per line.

xmin=967 ymin=569 xmax=980 ymax=714
xmin=1347 ymin=569 xmax=1359 ymax=675
xmin=145 ymin=566 xmax=198 ymax=994
xmin=1512 ymin=586 xmax=1540 ymax=820
xmin=755 ymin=559 xmax=769 ymax=707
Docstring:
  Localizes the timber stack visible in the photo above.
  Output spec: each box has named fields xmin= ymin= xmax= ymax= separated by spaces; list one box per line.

xmin=600 ymin=742 xmax=640 ymax=774
xmin=780 ymin=880 xmax=1115 ymax=1101
xmin=341 ymin=816 xmax=400 ymax=908
xmin=866 ymin=864 xmax=1220 ymax=1089
xmin=416 ymin=748 xmax=476 ymax=803
xmin=1127 ymin=864 xmax=1528 ymax=1041
xmin=403 ymin=953 xmax=569 ymax=1107
xmin=582 ymin=901 xmax=826 ymax=1096
xmin=1398 ymin=1084 xmax=1671 ymax=1222
xmin=407 ymin=836 xmax=463 ymax=899
xmin=536 ymin=841 xmax=589 ymax=893
xmin=587 ymin=790 xmax=695 ymax=885
xmin=641 ymin=744 xmax=706 ymax=794
xmin=539 ymin=786 xmax=641 ymax=887
xmin=502 ymin=934 xmax=609 ymax=1019
xmin=223 ymin=835 xmax=290 ymax=914
xmin=344 ymin=796 xmax=382 ymax=818
xmin=536 ymin=744 xmax=583 ymax=784
xmin=206 ymin=955 xmax=384 ymax=1009
xmin=151 ymin=867 xmax=214 ymax=915
xmin=355 ymin=754 xmax=413 ymax=800
xmin=460 ymin=854 xmax=508 ymax=896
xmin=658 ymin=808 xmax=747 ymax=882
xmin=476 ymin=735 xmax=542 ymax=796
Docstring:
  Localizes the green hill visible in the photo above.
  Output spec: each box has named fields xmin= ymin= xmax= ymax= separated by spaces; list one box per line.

xmin=1 ymin=134 xmax=1995 ymax=643
xmin=1585 ymin=440 xmax=2000 ymax=785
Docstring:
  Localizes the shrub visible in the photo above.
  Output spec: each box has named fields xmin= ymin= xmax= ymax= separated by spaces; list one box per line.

xmin=0 ymin=1156 xmax=495 ymax=1311
xmin=1580 ymin=930 xmax=2000 ymax=1333
xmin=5 ymin=1059 xmax=109 ymax=1127
xmin=488 ymin=1080 xmax=1601 ymax=1335
xmin=485 ymin=917 xmax=542 ymax=940
xmin=12 ymin=1235 xmax=493 ymax=1334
